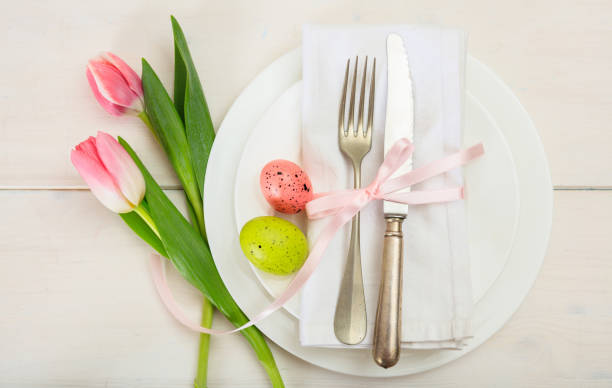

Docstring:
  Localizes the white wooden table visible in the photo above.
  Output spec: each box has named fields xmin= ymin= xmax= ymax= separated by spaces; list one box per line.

xmin=1 ymin=1 xmax=611 ymax=386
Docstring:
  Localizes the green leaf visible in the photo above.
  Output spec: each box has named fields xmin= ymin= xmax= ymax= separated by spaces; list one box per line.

xmin=141 ymin=58 xmax=206 ymax=237
xmin=173 ymin=41 xmax=187 ymax=120
xmin=119 ymin=137 xmax=236 ymax=317
xmin=120 ymin=209 xmax=168 ymax=257
xmin=171 ymin=16 xmax=216 ymax=198
xmin=184 ymin=193 xmax=198 ymax=228
xmin=119 ymin=137 xmax=285 ymax=388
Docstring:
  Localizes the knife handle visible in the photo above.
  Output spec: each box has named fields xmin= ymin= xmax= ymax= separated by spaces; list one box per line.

xmin=373 ymin=216 xmax=404 ymax=368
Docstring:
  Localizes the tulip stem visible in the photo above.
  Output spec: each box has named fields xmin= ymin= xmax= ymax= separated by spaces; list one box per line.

xmin=133 ymin=204 xmax=160 ymax=239
xmin=138 ymin=111 xmax=155 ymax=133
xmin=193 ymin=205 xmax=212 ymax=388
xmin=194 ymin=297 xmax=214 ymax=388
xmin=138 ymin=111 xmax=166 ymax=146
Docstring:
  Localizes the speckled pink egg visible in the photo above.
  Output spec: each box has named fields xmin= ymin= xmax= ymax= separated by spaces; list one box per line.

xmin=260 ymin=160 xmax=314 ymax=214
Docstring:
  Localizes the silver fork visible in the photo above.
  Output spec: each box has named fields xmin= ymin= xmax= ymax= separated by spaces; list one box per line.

xmin=334 ymin=56 xmax=376 ymax=345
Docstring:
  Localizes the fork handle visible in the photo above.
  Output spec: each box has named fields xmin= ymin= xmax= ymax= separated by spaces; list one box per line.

xmin=333 ymin=210 xmax=367 ymax=344
xmin=373 ymin=216 xmax=404 ymax=368
xmin=333 ymin=161 xmax=367 ymax=345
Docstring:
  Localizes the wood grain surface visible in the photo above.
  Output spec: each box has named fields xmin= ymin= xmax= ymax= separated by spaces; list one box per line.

xmin=1 ymin=190 xmax=610 ymax=387
xmin=1 ymin=0 xmax=611 ymax=387
xmin=1 ymin=0 xmax=610 ymax=188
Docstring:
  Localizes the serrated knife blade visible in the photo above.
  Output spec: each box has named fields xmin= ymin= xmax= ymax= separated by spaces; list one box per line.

xmin=383 ymin=33 xmax=414 ymax=216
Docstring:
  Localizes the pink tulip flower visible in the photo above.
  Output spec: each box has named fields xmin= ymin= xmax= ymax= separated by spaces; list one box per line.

xmin=71 ymin=132 xmax=145 ymax=213
xmin=86 ymin=52 xmax=144 ymax=116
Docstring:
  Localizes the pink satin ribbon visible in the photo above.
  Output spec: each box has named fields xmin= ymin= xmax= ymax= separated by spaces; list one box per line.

xmin=150 ymin=138 xmax=484 ymax=334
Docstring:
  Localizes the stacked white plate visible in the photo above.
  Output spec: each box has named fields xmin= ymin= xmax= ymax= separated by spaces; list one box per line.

xmin=203 ymin=49 xmax=552 ymax=376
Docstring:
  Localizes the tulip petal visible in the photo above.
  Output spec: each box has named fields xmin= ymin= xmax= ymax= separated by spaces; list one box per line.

xmin=75 ymin=136 xmax=102 ymax=162
xmin=71 ymin=147 xmax=133 ymax=213
xmin=88 ymin=60 xmax=141 ymax=110
xmin=86 ymin=68 xmax=126 ymax=116
xmin=95 ymin=132 xmax=145 ymax=206
xmin=104 ymin=52 xmax=144 ymax=98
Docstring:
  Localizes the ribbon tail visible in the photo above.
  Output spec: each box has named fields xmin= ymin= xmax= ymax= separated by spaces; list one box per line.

xmin=150 ymin=255 xmax=241 ymax=334
xmin=382 ymin=143 xmax=484 ymax=193
xmin=150 ymin=202 xmax=362 ymax=335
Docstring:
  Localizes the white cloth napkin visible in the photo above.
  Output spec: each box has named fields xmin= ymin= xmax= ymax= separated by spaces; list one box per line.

xmin=300 ymin=24 xmax=472 ymax=349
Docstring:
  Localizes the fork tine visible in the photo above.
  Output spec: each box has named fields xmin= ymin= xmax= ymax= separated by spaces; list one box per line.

xmin=338 ymin=58 xmax=350 ymax=136
xmin=357 ymin=56 xmax=368 ymax=136
xmin=366 ymin=57 xmax=376 ymax=137
xmin=347 ymin=56 xmax=358 ymax=136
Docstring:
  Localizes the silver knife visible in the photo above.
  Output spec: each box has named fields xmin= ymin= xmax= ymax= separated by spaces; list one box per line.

xmin=372 ymin=33 xmax=414 ymax=368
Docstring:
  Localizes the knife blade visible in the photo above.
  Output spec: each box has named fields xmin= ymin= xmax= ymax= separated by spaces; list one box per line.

xmin=383 ymin=33 xmax=414 ymax=216
xmin=373 ymin=33 xmax=414 ymax=369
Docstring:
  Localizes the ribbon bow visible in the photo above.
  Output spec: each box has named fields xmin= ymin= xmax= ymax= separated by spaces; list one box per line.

xmin=150 ymin=138 xmax=484 ymax=334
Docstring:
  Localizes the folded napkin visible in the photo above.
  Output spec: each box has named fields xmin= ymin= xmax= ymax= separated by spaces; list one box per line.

xmin=300 ymin=25 xmax=471 ymax=349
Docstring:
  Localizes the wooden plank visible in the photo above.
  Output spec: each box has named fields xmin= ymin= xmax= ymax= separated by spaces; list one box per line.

xmin=0 ymin=0 xmax=611 ymax=188
xmin=0 ymin=189 xmax=610 ymax=387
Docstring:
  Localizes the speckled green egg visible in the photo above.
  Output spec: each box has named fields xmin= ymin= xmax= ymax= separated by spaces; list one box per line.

xmin=239 ymin=216 xmax=308 ymax=275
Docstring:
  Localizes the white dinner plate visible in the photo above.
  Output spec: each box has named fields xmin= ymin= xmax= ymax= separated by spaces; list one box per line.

xmin=204 ymin=48 xmax=552 ymax=377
